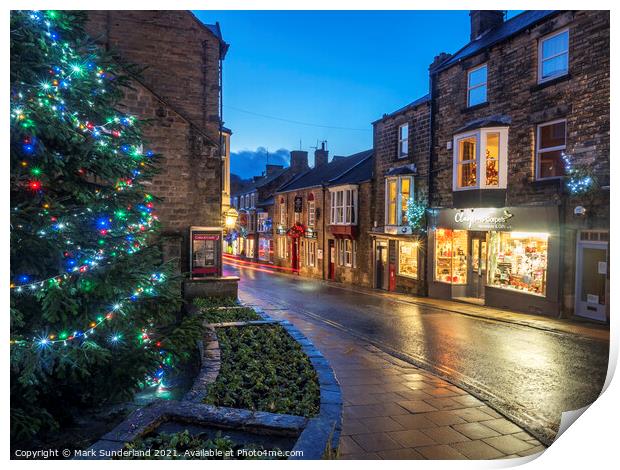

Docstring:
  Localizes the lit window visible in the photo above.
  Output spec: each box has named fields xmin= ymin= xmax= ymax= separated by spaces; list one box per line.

xmin=257 ymin=212 xmax=268 ymax=232
xmin=398 ymin=124 xmax=409 ymax=158
xmin=308 ymin=200 xmax=316 ymax=226
xmin=398 ymin=241 xmax=419 ymax=279
xmin=487 ymin=231 xmax=548 ymax=296
xmin=467 ymin=64 xmax=487 ymax=107
xmin=277 ymin=236 xmax=287 ymax=259
xmin=453 ymin=128 xmax=508 ymax=190
xmin=434 ymin=229 xmax=468 ymax=284
xmin=386 ymin=176 xmax=414 ymax=225
xmin=306 ymin=241 xmax=316 ymax=267
xmin=279 ymin=199 xmax=286 ymax=225
xmin=330 ymin=187 xmax=357 ymax=225
xmin=536 ymin=120 xmax=566 ymax=180
xmin=539 ymin=29 xmax=569 ymax=83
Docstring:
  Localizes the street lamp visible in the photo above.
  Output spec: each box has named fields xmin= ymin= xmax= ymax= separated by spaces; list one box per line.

xmin=224 ymin=208 xmax=239 ymax=229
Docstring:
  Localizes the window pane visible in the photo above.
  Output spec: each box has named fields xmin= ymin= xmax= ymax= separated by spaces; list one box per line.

xmin=400 ymin=178 xmax=411 ymax=224
xmin=388 ymin=180 xmax=397 ymax=225
xmin=538 ymin=149 xmax=565 ymax=178
xmin=398 ymin=241 xmax=418 ymax=279
xmin=485 ymin=132 xmax=499 ymax=186
xmin=400 ymin=124 xmax=408 ymax=140
xmin=468 ymin=85 xmax=487 ymax=106
xmin=542 ymin=54 xmax=568 ymax=78
xmin=542 ymin=31 xmax=568 ymax=59
xmin=468 ymin=65 xmax=487 ymax=87
xmin=459 ymin=137 xmax=476 ymax=161
xmin=400 ymin=139 xmax=408 ymax=157
xmin=539 ymin=121 xmax=566 ymax=149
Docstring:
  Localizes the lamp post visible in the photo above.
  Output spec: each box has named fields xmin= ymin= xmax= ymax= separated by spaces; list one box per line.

xmin=224 ymin=208 xmax=239 ymax=230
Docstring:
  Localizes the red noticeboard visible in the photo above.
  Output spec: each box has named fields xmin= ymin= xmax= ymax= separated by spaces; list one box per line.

xmin=190 ymin=227 xmax=222 ymax=277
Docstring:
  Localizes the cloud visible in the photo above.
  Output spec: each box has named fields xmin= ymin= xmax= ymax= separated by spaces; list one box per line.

xmin=230 ymin=147 xmax=290 ymax=179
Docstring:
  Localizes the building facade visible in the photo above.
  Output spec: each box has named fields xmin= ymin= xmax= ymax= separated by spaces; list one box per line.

xmin=427 ymin=10 xmax=609 ymax=321
xmin=371 ymin=96 xmax=431 ymax=295
xmin=86 ymin=11 xmax=229 ymax=275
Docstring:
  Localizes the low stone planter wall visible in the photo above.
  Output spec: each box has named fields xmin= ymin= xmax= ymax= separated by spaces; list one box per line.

xmin=81 ymin=303 xmax=343 ymax=460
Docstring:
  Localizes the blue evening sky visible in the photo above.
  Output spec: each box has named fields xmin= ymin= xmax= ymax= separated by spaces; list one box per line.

xmin=192 ymin=10 xmax=520 ymax=178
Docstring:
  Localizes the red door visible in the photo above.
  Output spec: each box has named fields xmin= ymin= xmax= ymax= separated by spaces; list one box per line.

xmin=328 ymin=240 xmax=335 ymax=280
xmin=292 ymin=239 xmax=299 ymax=273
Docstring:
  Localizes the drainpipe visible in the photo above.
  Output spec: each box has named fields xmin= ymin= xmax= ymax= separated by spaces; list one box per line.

xmin=557 ymin=185 xmax=566 ymax=319
xmin=322 ymin=184 xmax=327 ymax=280
xmin=426 ymin=69 xmax=437 ymax=297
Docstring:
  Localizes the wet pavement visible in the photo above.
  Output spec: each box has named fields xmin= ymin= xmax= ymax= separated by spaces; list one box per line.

xmin=225 ymin=262 xmax=610 ymax=444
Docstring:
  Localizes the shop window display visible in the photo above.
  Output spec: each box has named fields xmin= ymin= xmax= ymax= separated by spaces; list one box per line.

xmin=398 ymin=241 xmax=419 ymax=279
xmin=435 ymin=229 xmax=467 ymax=284
xmin=487 ymin=232 xmax=548 ymax=296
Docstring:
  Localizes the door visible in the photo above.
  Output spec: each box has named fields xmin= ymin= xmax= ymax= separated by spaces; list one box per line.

xmin=468 ymin=232 xmax=487 ymax=298
xmin=375 ymin=241 xmax=388 ymax=290
xmin=328 ymin=240 xmax=335 ymax=280
xmin=575 ymin=241 xmax=608 ymax=321
xmin=292 ymin=238 xmax=299 ymax=272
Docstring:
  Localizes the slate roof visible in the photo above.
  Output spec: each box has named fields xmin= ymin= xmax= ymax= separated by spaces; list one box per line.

xmin=328 ymin=151 xmax=374 ymax=186
xmin=278 ymin=149 xmax=373 ymax=192
xmin=455 ymin=115 xmax=512 ymax=134
xmin=232 ymin=167 xmax=289 ymax=197
xmin=435 ymin=10 xmax=558 ymax=72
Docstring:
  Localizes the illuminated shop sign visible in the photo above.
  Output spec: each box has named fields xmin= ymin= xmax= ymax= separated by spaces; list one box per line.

xmin=432 ymin=207 xmax=558 ymax=233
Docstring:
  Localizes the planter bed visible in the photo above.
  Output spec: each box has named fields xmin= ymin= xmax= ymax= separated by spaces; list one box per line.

xmin=204 ymin=324 xmax=320 ymax=418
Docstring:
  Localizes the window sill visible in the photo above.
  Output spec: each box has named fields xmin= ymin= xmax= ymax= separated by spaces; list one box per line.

xmin=531 ymin=73 xmax=571 ymax=92
xmin=461 ymin=101 xmax=489 ymax=114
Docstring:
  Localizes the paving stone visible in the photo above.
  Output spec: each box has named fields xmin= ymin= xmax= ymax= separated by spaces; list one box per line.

xmin=517 ymin=445 xmax=546 ymax=457
xmin=483 ymin=435 xmax=533 ymax=454
xmin=404 ymin=381 xmax=436 ymax=391
xmin=351 ymin=432 xmax=403 ymax=453
xmin=482 ymin=418 xmax=524 ymax=435
xmin=397 ymin=400 xmax=438 ymax=414
xmin=424 ymin=410 xmax=467 ymax=426
xmin=416 ymin=445 xmax=468 ymax=460
xmin=400 ymin=373 xmax=427 ymax=381
xmin=378 ymin=448 xmax=425 ymax=460
xmin=421 ymin=426 xmax=470 ymax=445
xmin=395 ymin=389 xmax=434 ymax=401
xmin=341 ymin=418 xmax=370 ymax=436
xmin=346 ymin=403 xmax=408 ymax=419
xmin=452 ymin=440 xmax=505 ymax=459
xmin=512 ymin=431 xmax=535 ymax=441
xmin=356 ymin=416 xmax=405 ymax=433
xmin=477 ymin=406 xmax=503 ymax=419
xmin=426 ymin=387 xmax=460 ymax=398
xmin=423 ymin=397 xmax=466 ymax=411
xmin=339 ymin=435 xmax=365 ymax=455
xmin=452 ymin=422 xmax=501 ymax=440
xmin=452 ymin=395 xmax=485 ymax=407
xmin=392 ymin=413 xmax=437 ymax=430
xmin=388 ymin=429 xmax=437 ymax=448
xmin=452 ymin=407 xmax=496 ymax=422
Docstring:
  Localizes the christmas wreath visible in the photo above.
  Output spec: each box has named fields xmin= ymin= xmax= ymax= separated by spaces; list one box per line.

xmin=286 ymin=222 xmax=305 ymax=238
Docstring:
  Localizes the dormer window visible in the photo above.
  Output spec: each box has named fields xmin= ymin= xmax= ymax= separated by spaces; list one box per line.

xmin=453 ymin=127 xmax=508 ymax=191
xmin=467 ymin=64 xmax=487 ymax=107
xmin=538 ymin=29 xmax=569 ymax=83
xmin=398 ymin=123 xmax=409 ymax=158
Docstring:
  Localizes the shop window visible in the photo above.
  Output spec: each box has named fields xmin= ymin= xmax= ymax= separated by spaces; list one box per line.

xmin=306 ymin=240 xmax=316 ymax=267
xmin=385 ymin=176 xmax=414 ymax=226
xmin=487 ymin=231 xmax=548 ymax=296
xmin=258 ymin=238 xmax=270 ymax=261
xmin=398 ymin=123 xmax=409 ymax=158
xmin=277 ymin=237 xmax=287 ymax=259
xmin=246 ymin=238 xmax=255 ymax=259
xmin=398 ymin=241 xmax=419 ymax=279
xmin=434 ymin=229 xmax=467 ymax=284
xmin=467 ymin=64 xmax=487 ymax=107
xmin=453 ymin=128 xmax=508 ymax=191
xmin=536 ymin=120 xmax=566 ymax=180
xmin=538 ymin=29 xmax=569 ymax=83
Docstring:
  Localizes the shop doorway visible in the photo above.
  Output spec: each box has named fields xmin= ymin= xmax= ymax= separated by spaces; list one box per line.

xmin=327 ymin=239 xmax=335 ymax=280
xmin=291 ymin=239 xmax=299 ymax=272
xmin=375 ymin=241 xmax=388 ymax=290
xmin=575 ymin=232 xmax=608 ymax=321
xmin=467 ymin=231 xmax=487 ymax=299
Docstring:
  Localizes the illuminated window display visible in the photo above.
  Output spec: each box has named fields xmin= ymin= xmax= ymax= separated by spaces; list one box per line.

xmin=487 ymin=232 xmax=548 ymax=296
xmin=435 ymin=229 xmax=468 ymax=284
xmin=398 ymin=241 xmax=419 ymax=279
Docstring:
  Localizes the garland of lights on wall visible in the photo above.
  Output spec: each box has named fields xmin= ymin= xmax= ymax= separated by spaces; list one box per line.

xmin=405 ymin=198 xmax=427 ymax=231
xmin=562 ymin=152 xmax=595 ymax=195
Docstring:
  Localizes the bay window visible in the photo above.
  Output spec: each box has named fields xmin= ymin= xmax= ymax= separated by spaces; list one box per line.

xmin=467 ymin=64 xmax=487 ymax=107
xmin=536 ymin=119 xmax=566 ymax=180
xmin=539 ymin=29 xmax=569 ymax=83
xmin=330 ymin=187 xmax=357 ymax=225
xmin=385 ymin=175 xmax=414 ymax=226
xmin=453 ymin=127 xmax=508 ymax=191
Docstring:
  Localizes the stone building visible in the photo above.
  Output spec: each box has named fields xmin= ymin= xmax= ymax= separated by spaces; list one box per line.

xmin=229 ymin=151 xmax=309 ymax=262
xmin=274 ymin=146 xmax=375 ymax=287
xmin=370 ymin=95 xmax=431 ymax=295
xmin=86 ymin=11 xmax=229 ymax=276
xmin=427 ymin=10 xmax=609 ymax=321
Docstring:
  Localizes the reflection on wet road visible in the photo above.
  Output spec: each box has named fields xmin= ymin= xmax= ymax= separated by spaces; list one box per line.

xmin=226 ymin=263 xmax=610 ymax=443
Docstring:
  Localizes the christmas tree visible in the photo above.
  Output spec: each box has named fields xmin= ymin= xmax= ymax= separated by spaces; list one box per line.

xmin=10 ymin=10 xmax=200 ymax=444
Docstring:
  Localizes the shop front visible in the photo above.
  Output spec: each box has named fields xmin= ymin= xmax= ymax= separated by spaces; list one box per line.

xmin=427 ymin=206 xmax=560 ymax=316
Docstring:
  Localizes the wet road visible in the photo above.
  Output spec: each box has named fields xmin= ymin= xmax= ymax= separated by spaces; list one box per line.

xmin=225 ymin=262 xmax=609 ymax=444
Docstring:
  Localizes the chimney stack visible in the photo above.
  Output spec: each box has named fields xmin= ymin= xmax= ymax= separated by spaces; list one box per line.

xmin=314 ymin=142 xmax=329 ymax=168
xmin=266 ymin=164 xmax=284 ymax=176
xmin=289 ymin=150 xmax=309 ymax=174
xmin=469 ymin=10 xmax=504 ymax=41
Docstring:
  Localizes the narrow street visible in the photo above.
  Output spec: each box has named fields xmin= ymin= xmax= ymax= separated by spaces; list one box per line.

xmin=225 ymin=262 xmax=610 ymax=444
